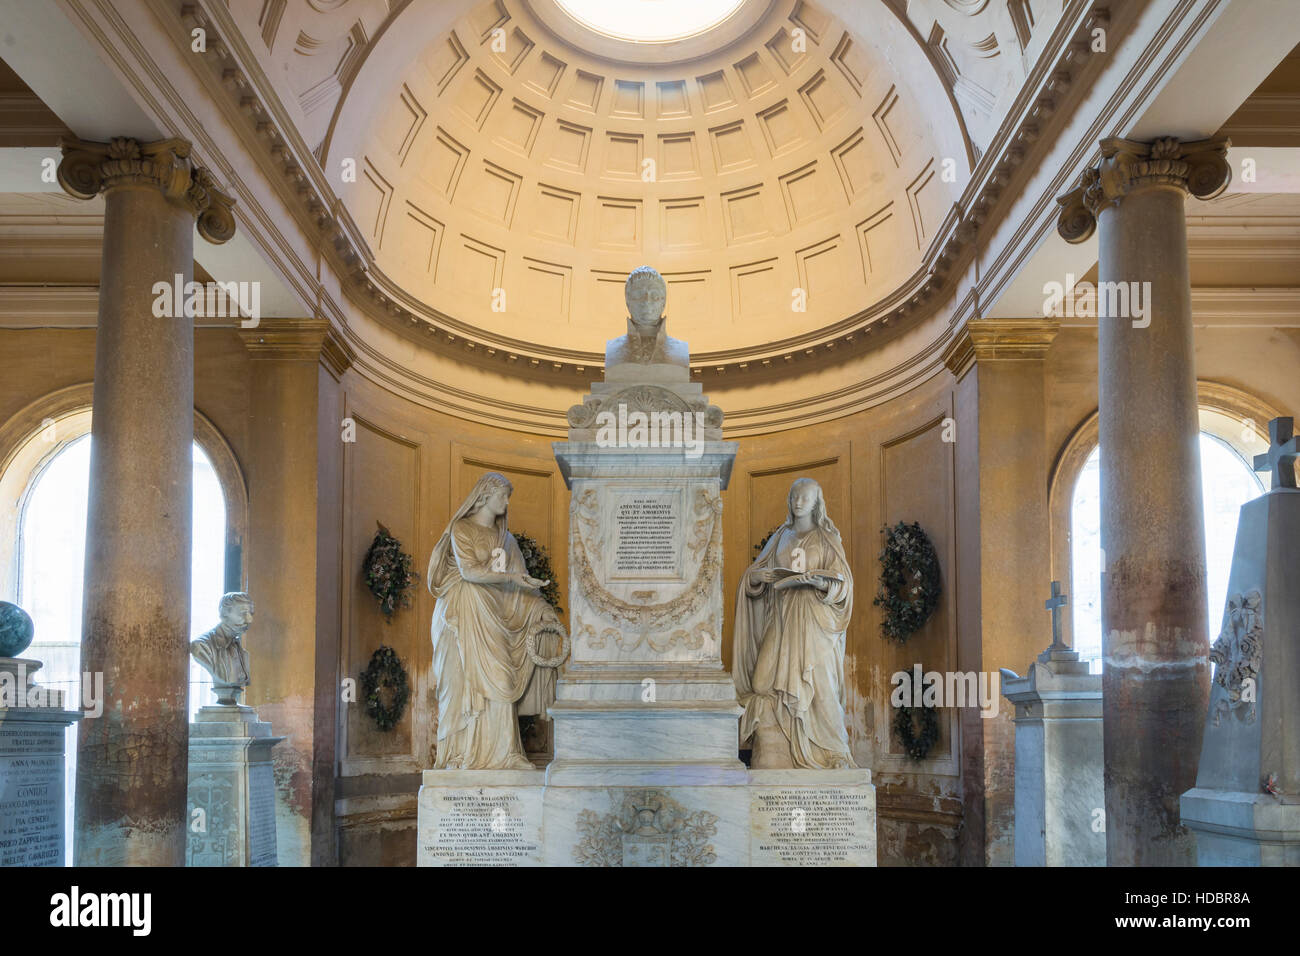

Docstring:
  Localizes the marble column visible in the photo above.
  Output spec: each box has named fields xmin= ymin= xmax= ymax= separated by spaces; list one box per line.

xmin=58 ymin=137 xmax=235 ymax=865
xmin=238 ymin=319 xmax=350 ymax=866
xmin=1057 ymin=137 xmax=1231 ymax=865
xmin=944 ymin=318 xmax=1058 ymax=866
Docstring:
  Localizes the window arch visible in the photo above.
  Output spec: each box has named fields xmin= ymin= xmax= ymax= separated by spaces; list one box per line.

xmin=1049 ymin=382 xmax=1287 ymax=667
xmin=0 ymin=384 xmax=248 ymax=863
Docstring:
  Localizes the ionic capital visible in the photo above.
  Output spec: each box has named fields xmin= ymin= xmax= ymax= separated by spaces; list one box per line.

xmin=57 ymin=136 xmax=236 ymax=244
xmin=1056 ymin=136 xmax=1231 ymax=243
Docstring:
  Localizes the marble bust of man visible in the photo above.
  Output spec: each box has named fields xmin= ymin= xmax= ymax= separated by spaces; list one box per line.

xmin=191 ymin=592 xmax=254 ymax=704
xmin=604 ymin=265 xmax=689 ymax=381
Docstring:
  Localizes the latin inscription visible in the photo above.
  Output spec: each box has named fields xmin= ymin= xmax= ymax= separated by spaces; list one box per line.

xmin=751 ymin=787 xmax=874 ymax=866
xmin=421 ymin=790 xmax=543 ymax=867
xmin=612 ymin=493 xmax=680 ymax=578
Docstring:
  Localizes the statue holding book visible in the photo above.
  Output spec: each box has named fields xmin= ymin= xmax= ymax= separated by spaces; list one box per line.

xmin=733 ymin=478 xmax=856 ymax=769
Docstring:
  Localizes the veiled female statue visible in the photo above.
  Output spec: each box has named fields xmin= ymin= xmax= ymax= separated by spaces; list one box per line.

xmin=427 ymin=472 xmax=566 ymax=770
xmin=733 ymin=478 xmax=856 ymax=769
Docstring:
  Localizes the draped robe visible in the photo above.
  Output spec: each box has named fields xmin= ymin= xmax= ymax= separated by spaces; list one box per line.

xmin=733 ymin=523 xmax=856 ymax=769
xmin=427 ymin=518 xmax=560 ymax=770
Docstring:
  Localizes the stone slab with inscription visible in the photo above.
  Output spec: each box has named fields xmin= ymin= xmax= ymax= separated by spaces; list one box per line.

xmin=0 ymin=657 xmax=81 ymax=868
xmin=417 ymin=770 xmax=545 ymax=867
xmin=748 ymin=769 xmax=876 ymax=866
xmin=186 ymin=704 xmax=284 ymax=867
xmin=417 ymin=768 xmax=876 ymax=866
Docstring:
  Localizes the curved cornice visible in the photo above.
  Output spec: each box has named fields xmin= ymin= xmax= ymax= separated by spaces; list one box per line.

xmin=110 ymin=0 xmax=1136 ymax=441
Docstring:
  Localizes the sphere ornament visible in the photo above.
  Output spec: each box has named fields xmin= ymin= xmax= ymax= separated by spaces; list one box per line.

xmin=0 ymin=601 xmax=36 ymax=658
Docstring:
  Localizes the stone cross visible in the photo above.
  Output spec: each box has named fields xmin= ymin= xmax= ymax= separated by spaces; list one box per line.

xmin=1046 ymin=580 xmax=1068 ymax=650
xmin=1253 ymin=416 xmax=1298 ymax=489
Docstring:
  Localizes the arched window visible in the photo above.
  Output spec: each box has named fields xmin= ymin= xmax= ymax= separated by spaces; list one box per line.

xmin=4 ymin=395 xmax=240 ymax=864
xmin=1068 ymin=422 xmax=1266 ymax=672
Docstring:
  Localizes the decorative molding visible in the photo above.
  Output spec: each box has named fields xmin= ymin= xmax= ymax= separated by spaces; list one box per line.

xmin=238 ymin=316 xmax=331 ymax=361
xmin=0 ymin=92 xmax=70 ymax=146
xmin=941 ymin=317 xmax=1060 ymax=377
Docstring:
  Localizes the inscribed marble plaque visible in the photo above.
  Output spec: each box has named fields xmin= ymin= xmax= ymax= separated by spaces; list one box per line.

xmin=611 ymin=490 xmax=682 ymax=580
xmin=420 ymin=788 xmax=544 ymax=867
xmin=750 ymin=786 xmax=874 ymax=866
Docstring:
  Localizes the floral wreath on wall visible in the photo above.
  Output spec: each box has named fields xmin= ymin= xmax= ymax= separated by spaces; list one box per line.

xmin=893 ymin=693 xmax=941 ymax=761
xmin=363 ymin=521 xmax=415 ymax=620
xmin=872 ymin=521 xmax=942 ymax=642
xmin=360 ymin=645 xmax=410 ymax=732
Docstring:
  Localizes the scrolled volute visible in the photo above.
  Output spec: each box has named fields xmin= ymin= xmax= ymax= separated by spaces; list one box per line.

xmin=57 ymin=136 xmax=237 ymax=245
xmin=1056 ymin=136 xmax=1231 ymax=244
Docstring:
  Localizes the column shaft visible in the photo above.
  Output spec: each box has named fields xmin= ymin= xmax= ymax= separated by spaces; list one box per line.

xmin=76 ymin=186 xmax=195 ymax=866
xmin=59 ymin=137 xmax=236 ymax=866
xmin=1097 ymin=185 xmax=1208 ymax=866
xmin=1057 ymin=136 xmax=1230 ymax=866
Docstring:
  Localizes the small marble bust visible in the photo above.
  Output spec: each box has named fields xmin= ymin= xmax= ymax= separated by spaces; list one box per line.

xmin=604 ymin=266 xmax=689 ymax=382
xmin=191 ymin=592 xmax=254 ymax=705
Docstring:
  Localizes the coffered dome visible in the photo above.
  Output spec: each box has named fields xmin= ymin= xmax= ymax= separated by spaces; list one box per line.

xmin=328 ymin=0 xmax=969 ymax=368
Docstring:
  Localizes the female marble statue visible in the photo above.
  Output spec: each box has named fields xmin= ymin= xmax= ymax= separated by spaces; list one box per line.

xmin=733 ymin=478 xmax=856 ymax=769
xmin=427 ymin=472 xmax=565 ymax=770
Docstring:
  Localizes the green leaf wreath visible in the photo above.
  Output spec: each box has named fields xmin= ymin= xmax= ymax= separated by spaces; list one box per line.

xmin=894 ymin=701 xmax=941 ymax=761
xmin=364 ymin=521 xmax=415 ymax=620
xmin=872 ymin=521 xmax=942 ymax=642
xmin=514 ymin=530 xmax=562 ymax=615
xmin=359 ymin=645 xmax=409 ymax=732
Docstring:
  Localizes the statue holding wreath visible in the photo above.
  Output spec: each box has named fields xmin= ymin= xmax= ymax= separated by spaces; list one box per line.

xmin=426 ymin=471 xmax=568 ymax=770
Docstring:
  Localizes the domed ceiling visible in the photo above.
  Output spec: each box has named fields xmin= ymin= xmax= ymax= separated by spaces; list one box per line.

xmin=328 ymin=0 xmax=969 ymax=368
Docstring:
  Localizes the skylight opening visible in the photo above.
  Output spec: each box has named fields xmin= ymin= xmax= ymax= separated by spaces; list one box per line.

xmin=553 ymin=0 xmax=749 ymax=44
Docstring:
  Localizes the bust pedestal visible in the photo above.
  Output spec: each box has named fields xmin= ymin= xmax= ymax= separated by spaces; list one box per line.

xmin=186 ymin=704 xmax=284 ymax=866
xmin=0 ymin=657 xmax=81 ymax=867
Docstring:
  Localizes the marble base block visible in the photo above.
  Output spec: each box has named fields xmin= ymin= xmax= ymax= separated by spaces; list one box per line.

xmin=0 ymin=658 xmax=80 ymax=867
xmin=417 ymin=766 xmax=876 ymax=867
xmin=186 ymin=704 xmax=285 ymax=867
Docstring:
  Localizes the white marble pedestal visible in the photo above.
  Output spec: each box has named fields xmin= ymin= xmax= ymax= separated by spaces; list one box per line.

xmin=186 ymin=704 xmax=285 ymax=866
xmin=1001 ymin=647 xmax=1104 ymax=866
xmin=417 ymin=766 xmax=875 ymax=866
xmin=0 ymin=657 xmax=81 ymax=867
xmin=1181 ymin=487 xmax=1300 ymax=865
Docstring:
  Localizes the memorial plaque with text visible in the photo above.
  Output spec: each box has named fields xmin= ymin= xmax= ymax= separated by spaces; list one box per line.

xmin=420 ymin=787 xmax=545 ymax=867
xmin=0 ymin=725 xmax=67 ymax=867
xmin=750 ymin=786 xmax=875 ymax=866
xmin=248 ymin=761 xmax=278 ymax=867
xmin=610 ymin=490 xmax=683 ymax=581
